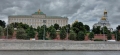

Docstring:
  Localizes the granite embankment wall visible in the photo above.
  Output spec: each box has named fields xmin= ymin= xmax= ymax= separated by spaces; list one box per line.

xmin=0 ymin=40 xmax=120 ymax=51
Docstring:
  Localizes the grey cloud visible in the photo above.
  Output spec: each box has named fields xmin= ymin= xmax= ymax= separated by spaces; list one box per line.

xmin=0 ymin=0 xmax=120 ymax=29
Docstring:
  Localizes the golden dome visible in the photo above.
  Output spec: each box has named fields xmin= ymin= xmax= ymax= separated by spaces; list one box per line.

xmin=75 ymin=20 xmax=78 ymax=22
xmin=75 ymin=19 xmax=78 ymax=22
xmin=101 ymin=16 xmax=106 ymax=20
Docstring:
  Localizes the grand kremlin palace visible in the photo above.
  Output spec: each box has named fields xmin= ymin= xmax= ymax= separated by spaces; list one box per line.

xmin=8 ymin=9 xmax=68 ymax=28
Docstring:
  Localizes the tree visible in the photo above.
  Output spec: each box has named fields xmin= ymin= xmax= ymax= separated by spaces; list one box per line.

xmin=84 ymin=25 xmax=90 ymax=32
xmin=10 ymin=22 xmax=29 ymax=30
xmin=37 ymin=26 xmax=40 ymax=32
xmin=22 ymin=24 xmax=29 ymax=30
xmin=76 ymin=31 xmax=85 ymax=41
xmin=88 ymin=32 xmax=94 ymax=40
xmin=38 ymin=25 xmax=47 ymax=40
xmin=0 ymin=20 xmax=6 ymax=28
xmin=101 ymin=26 xmax=110 ymax=34
xmin=47 ymin=25 xmax=54 ymax=34
xmin=26 ymin=26 xmax=35 ymax=39
xmin=66 ymin=24 xmax=70 ymax=33
xmin=107 ymin=32 xmax=112 ymax=40
xmin=4 ymin=25 xmax=14 ymax=38
xmin=116 ymin=25 xmax=120 ymax=30
xmin=60 ymin=27 xmax=67 ymax=40
xmin=49 ymin=26 xmax=56 ymax=39
xmin=92 ymin=26 xmax=101 ymax=34
xmin=16 ymin=28 xmax=27 ymax=39
xmin=0 ymin=26 xmax=3 ymax=37
xmin=54 ymin=23 xmax=59 ymax=30
xmin=38 ymin=27 xmax=44 ymax=39
xmin=68 ymin=30 xmax=76 ymax=40
xmin=72 ymin=22 xmax=85 ymax=34
xmin=114 ymin=31 xmax=120 ymax=41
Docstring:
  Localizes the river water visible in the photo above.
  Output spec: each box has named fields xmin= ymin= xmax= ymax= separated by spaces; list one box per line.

xmin=0 ymin=51 xmax=120 ymax=55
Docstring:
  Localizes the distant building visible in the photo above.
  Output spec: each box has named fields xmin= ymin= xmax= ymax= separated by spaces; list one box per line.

xmin=93 ymin=9 xmax=113 ymax=31
xmin=8 ymin=9 xmax=68 ymax=28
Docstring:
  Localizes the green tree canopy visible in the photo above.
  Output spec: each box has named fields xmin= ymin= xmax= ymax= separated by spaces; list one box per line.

xmin=60 ymin=27 xmax=67 ymax=40
xmin=37 ymin=26 xmax=41 ymax=32
xmin=100 ymin=26 xmax=110 ymax=34
xmin=38 ymin=25 xmax=47 ymax=40
xmin=114 ymin=31 xmax=120 ymax=41
xmin=49 ymin=26 xmax=56 ymax=39
xmin=54 ymin=23 xmax=59 ymax=30
xmin=107 ymin=32 xmax=112 ymax=40
xmin=116 ymin=25 xmax=120 ymax=30
xmin=0 ymin=26 xmax=3 ymax=37
xmin=68 ymin=30 xmax=76 ymax=40
xmin=92 ymin=26 xmax=101 ymax=34
xmin=0 ymin=20 xmax=6 ymax=28
xmin=65 ymin=24 xmax=70 ymax=33
xmin=26 ymin=26 xmax=35 ymax=39
xmin=16 ymin=28 xmax=27 ymax=39
xmin=47 ymin=25 xmax=54 ymax=34
xmin=88 ymin=32 xmax=94 ymax=40
xmin=76 ymin=31 xmax=85 ymax=41
xmin=72 ymin=22 xmax=85 ymax=34
xmin=10 ymin=22 xmax=29 ymax=30
xmin=84 ymin=25 xmax=90 ymax=32
xmin=4 ymin=25 xmax=14 ymax=38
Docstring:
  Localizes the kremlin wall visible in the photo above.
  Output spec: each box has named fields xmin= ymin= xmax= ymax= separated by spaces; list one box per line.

xmin=1 ymin=30 xmax=116 ymax=41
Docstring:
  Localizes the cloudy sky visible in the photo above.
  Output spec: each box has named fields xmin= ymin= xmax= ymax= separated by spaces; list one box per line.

xmin=0 ymin=0 xmax=120 ymax=29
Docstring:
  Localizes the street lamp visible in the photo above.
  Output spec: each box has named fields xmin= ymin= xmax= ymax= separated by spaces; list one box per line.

xmin=6 ymin=24 xmax=8 ymax=39
xmin=43 ymin=20 xmax=46 ymax=40
xmin=102 ymin=23 xmax=106 ymax=41
xmin=66 ymin=26 xmax=69 ymax=40
xmin=114 ymin=29 xmax=117 ymax=41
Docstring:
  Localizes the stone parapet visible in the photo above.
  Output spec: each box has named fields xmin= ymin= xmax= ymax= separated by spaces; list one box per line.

xmin=0 ymin=40 xmax=120 ymax=51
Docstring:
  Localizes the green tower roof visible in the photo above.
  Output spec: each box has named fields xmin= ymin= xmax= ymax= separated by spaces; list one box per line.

xmin=33 ymin=12 xmax=45 ymax=15
xmin=32 ymin=9 xmax=45 ymax=15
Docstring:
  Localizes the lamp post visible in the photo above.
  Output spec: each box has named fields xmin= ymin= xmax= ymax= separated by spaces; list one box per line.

xmin=43 ymin=20 xmax=46 ymax=40
xmin=115 ymin=29 xmax=117 ymax=41
xmin=66 ymin=26 xmax=69 ymax=40
xmin=7 ymin=24 xmax=8 ymax=39
xmin=102 ymin=23 xmax=106 ymax=41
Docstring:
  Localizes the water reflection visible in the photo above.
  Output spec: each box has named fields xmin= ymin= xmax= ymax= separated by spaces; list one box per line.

xmin=0 ymin=51 xmax=120 ymax=55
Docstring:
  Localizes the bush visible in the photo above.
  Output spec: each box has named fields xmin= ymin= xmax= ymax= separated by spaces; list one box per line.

xmin=16 ymin=28 xmax=27 ymax=39
xmin=60 ymin=27 xmax=67 ymax=40
xmin=68 ymin=31 xmax=76 ymax=40
xmin=88 ymin=32 xmax=94 ymax=40
xmin=76 ymin=31 xmax=85 ymax=41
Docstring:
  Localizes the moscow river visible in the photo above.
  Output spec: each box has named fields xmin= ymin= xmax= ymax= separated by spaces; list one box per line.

xmin=0 ymin=51 xmax=120 ymax=55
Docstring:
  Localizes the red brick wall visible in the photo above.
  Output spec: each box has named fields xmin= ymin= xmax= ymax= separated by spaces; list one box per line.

xmin=93 ymin=34 xmax=115 ymax=40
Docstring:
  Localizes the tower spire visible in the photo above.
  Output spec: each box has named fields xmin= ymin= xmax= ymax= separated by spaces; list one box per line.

xmin=38 ymin=9 xmax=40 ymax=14
xmin=104 ymin=9 xmax=107 ymax=16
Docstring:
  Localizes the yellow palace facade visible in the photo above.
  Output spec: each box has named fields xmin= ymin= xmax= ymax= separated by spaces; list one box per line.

xmin=8 ymin=9 xmax=68 ymax=28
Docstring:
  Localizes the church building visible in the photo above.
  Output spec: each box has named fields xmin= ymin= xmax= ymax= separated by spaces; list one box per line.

xmin=93 ymin=9 xmax=113 ymax=31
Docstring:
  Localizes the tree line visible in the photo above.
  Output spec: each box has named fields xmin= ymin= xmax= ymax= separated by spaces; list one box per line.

xmin=0 ymin=20 xmax=120 ymax=41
